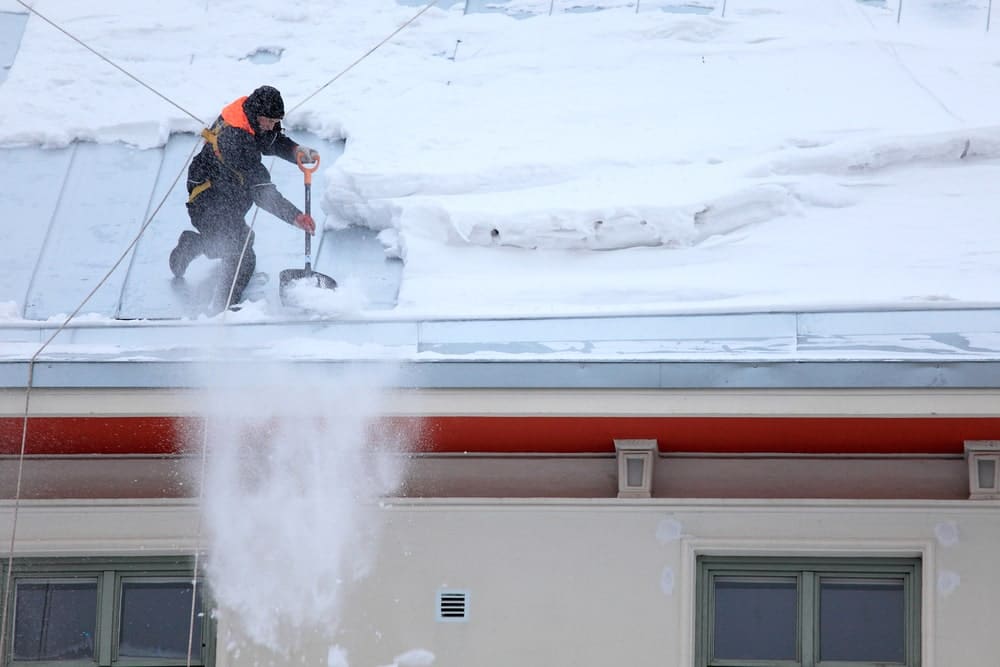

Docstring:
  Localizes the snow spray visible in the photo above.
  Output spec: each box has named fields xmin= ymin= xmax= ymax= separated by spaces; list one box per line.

xmin=191 ymin=361 xmax=410 ymax=659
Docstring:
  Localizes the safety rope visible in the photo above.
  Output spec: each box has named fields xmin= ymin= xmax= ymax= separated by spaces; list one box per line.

xmin=14 ymin=0 xmax=206 ymax=125
xmin=221 ymin=166 xmax=270 ymax=315
xmin=253 ymin=0 xmax=444 ymax=307
xmin=0 ymin=138 xmax=201 ymax=658
xmin=3 ymin=7 xmax=209 ymax=659
xmin=288 ymin=0 xmax=440 ymax=115
xmin=190 ymin=165 xmax=274 ymax=661
xmin=5 ymin=0 xmax=442 ymax=660
xmin=843 ymin=0 xmax=964 ymax=124
xmin=185 ymin=416 xmax=213 ymax=667
xmin=3 ymin=6 xmax=213 ymax=658
xmin=0 ymin=363 xmax=33 ymax=665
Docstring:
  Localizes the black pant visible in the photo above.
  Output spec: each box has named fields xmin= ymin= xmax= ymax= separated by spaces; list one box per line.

xmin=185 ymin=202 xmax=257 ymax=310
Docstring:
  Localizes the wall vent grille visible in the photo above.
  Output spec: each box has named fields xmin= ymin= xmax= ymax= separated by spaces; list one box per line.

xmin=436 ymin=590 xmax=469 ymax=622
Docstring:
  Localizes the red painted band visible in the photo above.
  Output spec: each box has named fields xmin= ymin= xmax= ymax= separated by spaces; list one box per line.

xmin=1 ymin=416 xmax=998 ymax=456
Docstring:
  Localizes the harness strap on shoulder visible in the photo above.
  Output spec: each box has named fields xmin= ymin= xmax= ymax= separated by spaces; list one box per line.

xmin=187 ymin=179 xmax=212 ymax=204
xmin=199 ymin=119 xmax=246 ymax=187
xmin=201 ymin=120 xmax=225 ymax=161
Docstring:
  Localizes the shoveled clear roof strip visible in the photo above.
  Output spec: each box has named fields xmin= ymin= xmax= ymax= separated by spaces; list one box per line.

xmin=113 ymin=133 xmax=389 ymax=319
xmin=116 ymin=134 xmax=202 ymax=319
xmin=23 ymin=142 xmax=164 ymax=319
xmin=0 ymin=145 xmax=75 ymax=317
xmin=0 ymin=133 xmax=377 ymax=321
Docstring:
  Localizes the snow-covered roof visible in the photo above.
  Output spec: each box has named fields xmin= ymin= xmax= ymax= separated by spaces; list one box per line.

xmin=2 ymin=0 xmax=999 ymax=383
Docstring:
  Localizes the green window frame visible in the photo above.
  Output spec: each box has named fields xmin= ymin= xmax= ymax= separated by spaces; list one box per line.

xmin=696 ymin=556 xmax=921 ymax=667
xmin=1 ymin=557 xmax=214 ymax=667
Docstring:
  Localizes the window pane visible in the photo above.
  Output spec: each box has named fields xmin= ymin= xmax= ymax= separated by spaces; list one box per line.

xmin=119 ymin=580 xmax=203 ymax=660
xmin=625 ymin=457 xmax=644 ymax=487
xmin=13 ymin=579 xmax=98 ymax=661
xmin=820 ymin=577 xmax=905 ymax=662
xmin=978 ymin=458 xmax=997 ymax=489
xmin=713 ymin=576 xmax=797 ymax=661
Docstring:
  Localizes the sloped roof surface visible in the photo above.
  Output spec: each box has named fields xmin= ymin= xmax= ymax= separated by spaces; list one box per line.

xmin=1 ymin=0 xmax=999 ymax=387
xmin=0 ymin=135 xmax=403 ymax=320
xmin=0 ymin=10 xmax=26 ymax=83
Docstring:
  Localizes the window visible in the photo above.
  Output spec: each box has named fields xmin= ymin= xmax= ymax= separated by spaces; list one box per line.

xmin=697 ymin=556 xmax=920 ymax=667
xmin=2 ymin=558 xmax=213 ymax=667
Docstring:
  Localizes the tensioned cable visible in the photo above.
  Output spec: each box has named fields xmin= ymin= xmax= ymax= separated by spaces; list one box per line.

xmin=220 ymin=218 xmax=257 ymax=313
xmin=224 ymin=0 xmax=445 ymax=307
xmin=1 ymin=4 xmax=209 ymax=659
xmin=186 ymin=195 xmax=265 ymax=666
xmin=842 ymin=0 xmax=964 ymax=124
xmin=222 ymin=0 xmax=444 ymax=305
xmin=232 ymin=0 xmax=442 ymax=305
xmin=201 ymin=0 xmax=443 ymax=648
xmin=287 ymin=0 xmax=440 ymax=115
xmin=0 ymin=139 xmax=201 ymax=658
xmin=5 ymin=0 xmax=442 ymax=658
xmin=14 ymin=0 xmax=205 ymax=125
xmin=185 ymin=416 xmax=212 ymax=667
xmin=221 ymin=161 xmax=271 ymax=315
xmin=128 ymin=0 xmax=443 ymax=651
xmin=187 ymin=157 xmax=274 ymax=667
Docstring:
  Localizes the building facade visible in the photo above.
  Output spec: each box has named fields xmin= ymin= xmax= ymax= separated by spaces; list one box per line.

xmin=1 ymin=325 xmax=999 ymax=666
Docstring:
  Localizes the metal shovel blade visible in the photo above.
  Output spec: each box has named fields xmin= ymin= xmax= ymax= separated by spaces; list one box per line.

xmin=279 ymin=268 xmax=338 ymax=306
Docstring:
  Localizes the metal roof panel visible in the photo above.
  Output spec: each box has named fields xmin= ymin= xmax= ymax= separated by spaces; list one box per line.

xmin=1 ymin=133 xmax=401 ymax=322
xmin=0 ymin=10 xmax=27 ymax=83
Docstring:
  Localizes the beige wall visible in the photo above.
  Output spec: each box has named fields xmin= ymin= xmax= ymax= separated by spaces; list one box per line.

xmin=0 ymin=498 xmax=998 ymax=667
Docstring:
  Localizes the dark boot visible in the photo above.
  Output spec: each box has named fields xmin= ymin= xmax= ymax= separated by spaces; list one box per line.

xmin=169 ymin=230 xmax=202 ymax=278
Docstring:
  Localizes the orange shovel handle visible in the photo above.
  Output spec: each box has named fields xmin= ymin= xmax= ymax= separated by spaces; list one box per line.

xmin=296 ymin=152 xmax=320 ymax=185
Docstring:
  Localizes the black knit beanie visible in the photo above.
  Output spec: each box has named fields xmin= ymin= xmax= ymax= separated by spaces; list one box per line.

xmin=244 ymin=85 xmax=285 ymax=119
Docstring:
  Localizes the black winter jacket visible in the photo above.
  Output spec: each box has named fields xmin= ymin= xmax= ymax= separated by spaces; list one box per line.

xmin=187 ymin=96 xmax=302 ymax=224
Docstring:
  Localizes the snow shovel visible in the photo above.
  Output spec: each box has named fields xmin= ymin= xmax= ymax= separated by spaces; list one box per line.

xmin=279 ymin=153 xmax=337 ymax=305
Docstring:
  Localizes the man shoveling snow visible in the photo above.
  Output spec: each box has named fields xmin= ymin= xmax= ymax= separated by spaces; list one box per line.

xmin=168 ymin=85 xmax=320 ymax=312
